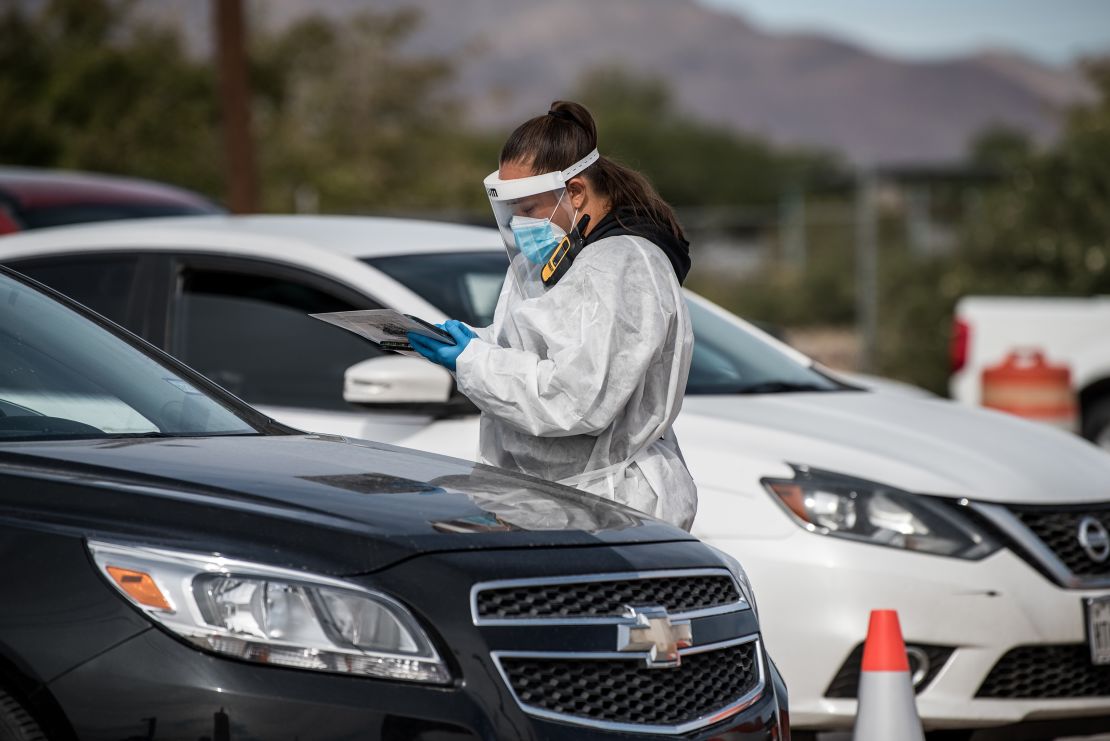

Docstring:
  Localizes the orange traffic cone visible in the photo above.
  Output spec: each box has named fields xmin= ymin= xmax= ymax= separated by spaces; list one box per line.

xmin=852 ymin=610 xmax=925 ymax=741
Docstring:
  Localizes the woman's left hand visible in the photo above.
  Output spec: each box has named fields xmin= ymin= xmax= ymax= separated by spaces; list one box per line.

xmin=407 ymin=320 xmax=477 ymax=372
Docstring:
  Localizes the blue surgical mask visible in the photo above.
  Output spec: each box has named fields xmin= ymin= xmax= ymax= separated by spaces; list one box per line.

xmin=509 ymin=190 xmax=577 ymax=265
xmin=510 ymin=216 xmax=566 ymax=265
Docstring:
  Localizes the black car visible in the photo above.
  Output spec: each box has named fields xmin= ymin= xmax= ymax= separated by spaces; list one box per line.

xmin=0 ymin=267 xmax=788 ymax=740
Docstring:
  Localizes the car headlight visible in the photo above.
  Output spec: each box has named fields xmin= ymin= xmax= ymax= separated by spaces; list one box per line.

xmin=88 ymin=541 xmax=450 ymax=684
xmin=762 ymin=465 xmax=998 ymax=560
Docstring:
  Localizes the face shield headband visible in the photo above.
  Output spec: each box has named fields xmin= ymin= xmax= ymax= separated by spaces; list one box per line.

xmin=483 ymin=149 xmax=600 ymax=203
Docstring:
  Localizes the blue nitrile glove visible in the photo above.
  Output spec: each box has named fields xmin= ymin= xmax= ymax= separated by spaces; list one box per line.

xmin=406 ymin=320 xmax=476 ymax=372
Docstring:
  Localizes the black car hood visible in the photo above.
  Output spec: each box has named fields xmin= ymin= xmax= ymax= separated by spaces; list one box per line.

xmin=0 ymin=434 xmax=691 ymax=574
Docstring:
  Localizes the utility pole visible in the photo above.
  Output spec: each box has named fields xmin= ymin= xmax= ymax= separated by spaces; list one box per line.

xmin=855 ymin=170 xmax=879 ymax=373
xmin=214 ymin=0 xmax=257 ymax=213
xmin=780 ymin=183 xmax=807 ymax=270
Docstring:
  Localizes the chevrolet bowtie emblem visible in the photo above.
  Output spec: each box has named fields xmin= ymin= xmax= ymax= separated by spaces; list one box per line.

xmin=617 ymin=605 xmax=693 ymax=668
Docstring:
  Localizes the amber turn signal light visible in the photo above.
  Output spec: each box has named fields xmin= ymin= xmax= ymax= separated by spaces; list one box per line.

xmin=767 ymin=482 xmax=811 ymax=523
xmin=105 ymin=566 xmax=173 ymax=611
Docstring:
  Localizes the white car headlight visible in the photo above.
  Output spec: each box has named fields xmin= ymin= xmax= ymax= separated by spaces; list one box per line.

xmin=88 ymin=541 xmax=450 ymax=684
xmin=763 ymin=465 xmax=999 ymax=560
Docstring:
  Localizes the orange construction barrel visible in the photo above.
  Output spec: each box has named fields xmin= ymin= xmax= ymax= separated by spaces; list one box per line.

xmin=981 ymin=349 xmax=1078 ymax=432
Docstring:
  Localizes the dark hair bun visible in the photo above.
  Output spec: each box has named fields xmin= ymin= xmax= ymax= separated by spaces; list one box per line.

xmin=548 ymin=101 xmax=597 ymax=148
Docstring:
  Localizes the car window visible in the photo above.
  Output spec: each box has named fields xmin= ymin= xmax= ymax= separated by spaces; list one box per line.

xmin=0 ymin=271 xmax=258 ymax=440
xmin=365 ymin=252 xmax=509 ymax=327
xmin=175 ymin=269 xmax=383 ymax=411
xmin=7 ymin=255 xmax=138 ymax=330
xmin=685 ymin=299 xmax=840 ymax=394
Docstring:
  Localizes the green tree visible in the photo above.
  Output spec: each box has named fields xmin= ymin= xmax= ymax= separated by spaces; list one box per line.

xmin=250 ymin=8 xmax=498 ymax=214
xmin=877 ymin=58 xmax=1110 ymax=392
xmin=968 ymin=124 xmax=1035 ymax=173
xmin=0 ymin=0 xmax=499 ymax=213
xmin=0 ymin=0 xmax=223 ymax=197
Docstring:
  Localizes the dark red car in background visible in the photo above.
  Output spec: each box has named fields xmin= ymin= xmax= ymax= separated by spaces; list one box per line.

xmin=0 ymin=166 xmax=223 ymax=234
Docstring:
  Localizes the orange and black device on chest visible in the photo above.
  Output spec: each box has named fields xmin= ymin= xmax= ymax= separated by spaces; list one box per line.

xmin=541 ymin=214 xmax=591 ymax=288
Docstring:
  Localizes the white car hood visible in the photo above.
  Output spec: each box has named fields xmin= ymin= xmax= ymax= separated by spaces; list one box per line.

xmin=681 ymin=390 xmax=1110 ymax=505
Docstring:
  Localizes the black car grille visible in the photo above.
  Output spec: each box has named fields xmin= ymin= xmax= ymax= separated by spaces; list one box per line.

xmin=977 ymin=644 xmax=1110 ymax=698
xmin=1010 ymin=506 xmax=1110 ymax=578
xmin=475 ymin=573 xmax=741 ymax=620
xmin=499 ymin=640 xmax=760 ymax=727
xmin=825 ymin=642 xmax=953 ymax=698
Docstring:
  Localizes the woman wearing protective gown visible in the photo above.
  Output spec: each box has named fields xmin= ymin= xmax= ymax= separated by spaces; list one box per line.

xmin=408 ymin=101 xmax=697 ymax=530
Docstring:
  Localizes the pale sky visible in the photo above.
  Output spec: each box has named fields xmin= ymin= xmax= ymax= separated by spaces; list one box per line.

xmin=700 ymin=0 xmax=1110 ymax=64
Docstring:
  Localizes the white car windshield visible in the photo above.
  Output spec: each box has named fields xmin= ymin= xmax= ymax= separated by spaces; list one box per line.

xmin=683 ymin=298 xmax=842 ymax=394
xmin=368 ymin=252 xmax=508 ymax=328
xmin=0 ymin=271 xmax=260 ymax=440
xmin=365 ymin=252 xmax=844 ymax=396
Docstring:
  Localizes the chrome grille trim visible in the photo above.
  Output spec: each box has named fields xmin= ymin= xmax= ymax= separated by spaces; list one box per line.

xmin=491 ymin=634 xmax=765 ymax=735
xmin=973 ymin=502 xmax=1110 ymax=589
xmin=470 ymin=568 xmax=749 ymax=626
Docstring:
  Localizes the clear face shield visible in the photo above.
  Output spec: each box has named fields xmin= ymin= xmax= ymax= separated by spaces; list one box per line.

xmin=484 ymin=149 xmax=599 ymax=299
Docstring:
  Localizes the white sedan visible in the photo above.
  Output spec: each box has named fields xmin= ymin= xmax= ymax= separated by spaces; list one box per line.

xmin=4 ymin=215 xmax=1110 ymax=737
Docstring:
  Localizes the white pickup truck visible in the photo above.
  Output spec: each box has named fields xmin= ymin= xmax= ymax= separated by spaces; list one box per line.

xmin=950 ymin=295 xmax=1110 ymax=450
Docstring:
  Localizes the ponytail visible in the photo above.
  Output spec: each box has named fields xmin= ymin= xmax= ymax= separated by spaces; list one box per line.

xmin=500 ymin=100 xmax=686 ymax=242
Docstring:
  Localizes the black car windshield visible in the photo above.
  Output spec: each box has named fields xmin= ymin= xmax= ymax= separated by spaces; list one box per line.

xmin=365 ymin=251 xmax=842 ymax=396
xmin=0 ymin=271 xmax=260 ymax=440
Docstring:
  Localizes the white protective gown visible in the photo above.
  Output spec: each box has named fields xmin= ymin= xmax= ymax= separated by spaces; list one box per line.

xmin=455 ymin=233 xmax=697 ymax=530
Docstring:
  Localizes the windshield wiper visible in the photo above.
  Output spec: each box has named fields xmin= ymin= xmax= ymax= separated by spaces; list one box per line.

xmin=733 ymin=381 xmax=837 ymax=395
xmin=104 ymin=432 xmax=175 ymax=438
xmin=101 ymin=431 xmax=262 ymax=439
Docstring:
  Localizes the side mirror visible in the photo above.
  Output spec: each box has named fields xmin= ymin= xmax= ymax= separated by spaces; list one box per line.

xmin=342 ymin=355 xmax=480 ymax=417
xmin=344 ymin=355 xmax=452 ymax=405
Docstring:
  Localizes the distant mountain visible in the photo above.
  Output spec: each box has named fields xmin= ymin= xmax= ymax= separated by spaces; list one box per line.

xmin=149 ymin=0 xmax=1097 ymax=164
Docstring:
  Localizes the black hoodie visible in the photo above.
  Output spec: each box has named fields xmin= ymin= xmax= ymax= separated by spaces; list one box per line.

xmin=582 ymin=207 xmax=691 ymax=284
